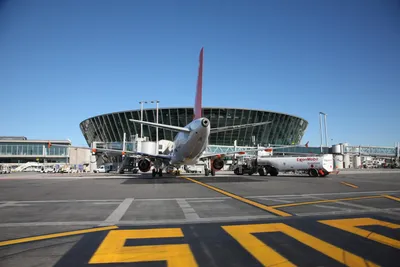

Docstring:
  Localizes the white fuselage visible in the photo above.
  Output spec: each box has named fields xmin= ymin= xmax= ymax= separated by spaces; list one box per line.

xmin=169 ymin=118 xmax=210 ymax=166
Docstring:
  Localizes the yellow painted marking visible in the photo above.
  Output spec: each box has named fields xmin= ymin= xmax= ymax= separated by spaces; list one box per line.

xmin=89 ymin=228 xmax=198 ymax=266
xmin=320 ymin=217 xmax=400 ymax=249
xmin=0 ymin=225 xmax=118 ymax=247
xmin=341 ymin=181 xmax=359 ymax=188
xmin=180 ymin=176 xmax=291 ymax=217
xmin=271 ymin=195 xmax=382 ymax=208
xmin=223 ymin=223 xmax=379 ymax=267
xmin=383 ymin=194 xmax=400 ymax=203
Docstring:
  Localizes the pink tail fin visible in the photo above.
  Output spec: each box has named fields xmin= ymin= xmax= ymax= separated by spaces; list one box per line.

xmin=194 ymin=47 xmax=203 ymax=120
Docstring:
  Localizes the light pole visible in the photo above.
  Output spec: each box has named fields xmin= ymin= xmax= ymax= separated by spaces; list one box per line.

xmin=139 ymin=101 xmax=148 ymax=138
xmin=151 ymin=100 xmax=160 ymax=155
xmin=319 ymin=113 xmax=323 ymax=153
xmin=319 ymin=112 xmax=329 ymax=151
xmin=139 ymin=100 xmax=160 ymax=154
xmin=324 ymin=113 xmax=328 ymax=147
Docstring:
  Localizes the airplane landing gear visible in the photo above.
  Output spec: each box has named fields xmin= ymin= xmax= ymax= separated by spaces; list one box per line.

xmin=204 ymin=167 xmax=215 ymax=176
xmin=152 ymin=168 xmax=164 ymax=177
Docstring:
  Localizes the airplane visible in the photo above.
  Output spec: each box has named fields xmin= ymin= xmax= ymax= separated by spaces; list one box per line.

xmin=124 ymin=47 xmax=285 ymax=176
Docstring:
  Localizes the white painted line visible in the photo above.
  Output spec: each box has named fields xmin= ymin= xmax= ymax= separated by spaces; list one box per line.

xmin=0 ymin=202 xmax=15 ymax=208
xmin=263 ymin=198 xmax=350 ymax=211
xmin=305 ymin=195 xmax=376 ymax=211
xmin=182 ymin=207 xmax=196 ymax=213
xmin=176 ymin=199 xmax=200 ymax=220
xmin=92 ymin=202 xmax=122 ymax=205
xmin=0 ymin=202 xmax=29 ymax=208
xmin=0 ymin=199 xmax=124 ymax=204
xmin=334 ymin=201 xmax=376 ymax=210
xmin=1 ymin=190 xmax=399 ymax=205
xmin=0 ymin=221 xmax=103 ymax=227
xmin=99 ymin=198 xmax=134 ymax=226
xmin=248 ymin=190 xmax=400 ymax=199
xmin=187 ymin=199 xmax=226 ymax=203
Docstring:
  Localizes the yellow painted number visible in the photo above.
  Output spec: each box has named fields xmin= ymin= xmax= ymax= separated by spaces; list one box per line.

xmin=89 ymin=228 xmax=198 ymax=267
xmin=319 ymin=217 xmax=400 ymax=249
xmin=222 ymin=223 xmax=379 ymax=267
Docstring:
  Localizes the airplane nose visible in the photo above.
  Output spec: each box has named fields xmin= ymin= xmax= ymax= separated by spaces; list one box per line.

xmin=201 ymin=118 xmax=210 ymax=127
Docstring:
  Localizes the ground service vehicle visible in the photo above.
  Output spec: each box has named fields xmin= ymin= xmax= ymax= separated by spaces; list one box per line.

xmin=94 ymin=164 xmax=113 ymax=173
xmin=233 ymin=154 xmax=334 ymax=177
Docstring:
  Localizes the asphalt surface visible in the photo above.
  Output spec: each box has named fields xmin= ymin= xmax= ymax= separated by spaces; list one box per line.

xmin=0 ymin=171 xmax=399 ymax=267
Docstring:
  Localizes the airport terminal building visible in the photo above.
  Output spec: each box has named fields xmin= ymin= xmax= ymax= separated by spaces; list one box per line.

xmin=80 ymin=107 xmax=308 ymax=147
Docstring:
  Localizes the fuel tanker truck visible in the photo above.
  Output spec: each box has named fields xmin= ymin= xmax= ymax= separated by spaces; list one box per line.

xmin=233 ymin=154 xmax=334 ymax=177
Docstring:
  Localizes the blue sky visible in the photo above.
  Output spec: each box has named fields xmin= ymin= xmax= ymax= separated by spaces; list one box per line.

xmin=0 ymin=0 xmax=399 ymax=147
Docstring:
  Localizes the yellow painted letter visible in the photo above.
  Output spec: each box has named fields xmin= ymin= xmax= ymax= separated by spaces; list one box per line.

xmin=223 ymin=223 xmax=379 ymax=267
xmin=89 ymin=228 xmax=198 ymax=267
xmin=319 ymin=217 xmax=400 ymax=249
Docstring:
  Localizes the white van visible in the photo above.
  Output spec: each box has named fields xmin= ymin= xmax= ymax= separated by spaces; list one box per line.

xmin=94 ymin=164 xmax=113 ymax=173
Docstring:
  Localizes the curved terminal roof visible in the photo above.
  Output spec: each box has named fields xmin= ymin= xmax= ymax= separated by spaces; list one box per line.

xmin=80 ymin=107 xmax=308 ymax=146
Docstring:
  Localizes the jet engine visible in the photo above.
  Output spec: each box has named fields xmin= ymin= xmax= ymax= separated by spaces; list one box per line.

xmin=138 ymin=159 xmax=151 ymax=172
xmin=212 ymin=158 xmax=224 ymax=170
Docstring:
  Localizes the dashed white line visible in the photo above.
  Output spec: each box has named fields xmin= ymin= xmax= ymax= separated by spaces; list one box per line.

xmin=99 ymin=198 xmax=134 ymax=226
xmin=176 ymin=198 xmax=200 ymax=220
xmin=187 ymin=199 xmax=226 ymax=203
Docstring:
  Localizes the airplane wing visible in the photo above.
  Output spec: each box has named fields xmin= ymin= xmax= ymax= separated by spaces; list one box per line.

xmin=93 ymin=147 xmax=172 ymax=160
xmin=199 ymin=145 xmax=304 ymax=159
xmin=210 ymin=121 xmax=272 ymax=134
xmin=49 ymin=144 xmax=172 ymax=160
xmin=129 ymin=119 xmax=191 ymax=133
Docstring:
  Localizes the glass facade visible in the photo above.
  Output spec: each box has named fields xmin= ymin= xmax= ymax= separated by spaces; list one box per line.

xmin=0 ymin=143 xmax=44 ymax=156
xmin=80 ymin=108 xmax=308 ymax=147
xmin=0 ymin=142 xmax=69 ymax=163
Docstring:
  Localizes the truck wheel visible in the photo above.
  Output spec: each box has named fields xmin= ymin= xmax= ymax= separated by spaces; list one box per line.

xmin=234 ymin=168 xmax=239 ymax=175
xmin=211 ymin=168 xmax=216 ymax=176
xmin=269 ymin=167 xmax=278 ymax=176
xmin=258 ymin=168 xmax=265 ymax=176
xmin=309 ymin=168 xmax=318 ymax=177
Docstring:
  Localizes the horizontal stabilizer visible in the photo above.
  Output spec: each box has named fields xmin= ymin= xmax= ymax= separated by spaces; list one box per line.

xmin=129 ymin=119 xmax=191 ymax=133
xmin=210 ymin=121 xmax=272 ymax=134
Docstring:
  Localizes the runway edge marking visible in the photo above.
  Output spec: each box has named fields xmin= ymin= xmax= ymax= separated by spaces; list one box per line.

xmin=0 ymin=225 xmax=118 ymax=247
xmin=180 ymin=176 xmax=291 ymax=217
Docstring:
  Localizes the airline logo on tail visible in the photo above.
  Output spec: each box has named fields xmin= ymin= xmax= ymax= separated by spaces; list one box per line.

xmin=194 ymin=47 xmax=204 ymax=120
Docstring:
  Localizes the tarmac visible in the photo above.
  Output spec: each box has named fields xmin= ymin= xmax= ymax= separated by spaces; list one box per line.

xmin=0 ymin=170 xmax=399 ymax=267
